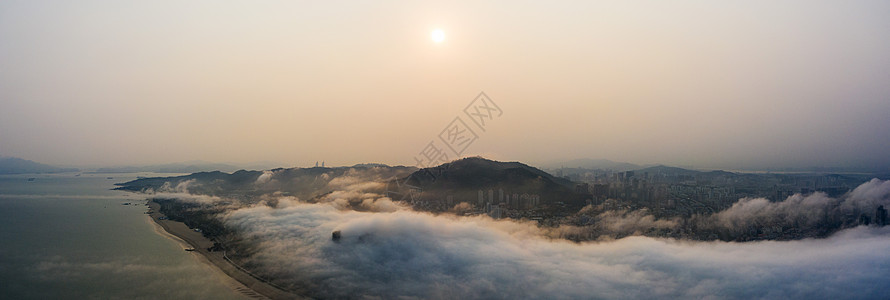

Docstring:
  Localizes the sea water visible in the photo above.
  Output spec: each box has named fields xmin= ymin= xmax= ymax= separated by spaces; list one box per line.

xmin=0 ymin=172 xmax=247 ymax=299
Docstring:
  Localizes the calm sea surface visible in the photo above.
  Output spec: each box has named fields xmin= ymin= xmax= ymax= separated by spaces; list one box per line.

xmin=0 ymin=172 xmax=246 ymax=299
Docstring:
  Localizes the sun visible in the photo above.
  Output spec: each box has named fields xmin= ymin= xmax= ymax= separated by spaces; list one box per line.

xmin=431 ymin=29 xmax=445 ymax=43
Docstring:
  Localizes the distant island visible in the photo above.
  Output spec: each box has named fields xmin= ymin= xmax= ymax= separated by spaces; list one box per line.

xmin=95 ymin=161 xmax=283 ymax=174
xmin=0 ymin=156 xmax=286 ymax=175
xmin=96 ymin=162 xmax=241 ymax=174
xmin=0 ymin=156 xmax=78 ymax=174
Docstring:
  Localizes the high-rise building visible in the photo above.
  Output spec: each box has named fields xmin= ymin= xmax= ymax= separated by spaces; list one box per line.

xmin=575 ymin=183 xmax=590 ymax=194
xmin=490 ymin=204 xmax=501 ymax=219
xmin=876 ymin=205 xmax=888 ymax=226
xmin=593 ymin=184 xmax=609 ymax=199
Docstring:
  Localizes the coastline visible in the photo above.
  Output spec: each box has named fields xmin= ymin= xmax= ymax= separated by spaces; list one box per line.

xmin=146 ymin=201 xmax=304 ymax=300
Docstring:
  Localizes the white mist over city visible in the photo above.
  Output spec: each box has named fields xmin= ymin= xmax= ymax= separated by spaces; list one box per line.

xmin=2 ymin=1 xmax=890 ymax=299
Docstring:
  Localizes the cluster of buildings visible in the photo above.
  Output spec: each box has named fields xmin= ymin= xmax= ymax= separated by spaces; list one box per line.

xmin=476 ymin=189 xmax=540 ymax=210
xmin=561 ymin=168 xmax=865 ymax=219
xmin=398 ymin=188 xmax=542 ymax=219
xmin=472 ymin=189 xmax=542 ymax=219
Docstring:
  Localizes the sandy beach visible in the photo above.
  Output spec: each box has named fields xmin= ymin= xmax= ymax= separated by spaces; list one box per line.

xmin=147 ymin=201 xmax=305 ymax=300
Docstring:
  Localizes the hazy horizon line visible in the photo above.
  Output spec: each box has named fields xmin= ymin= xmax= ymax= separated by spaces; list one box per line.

xmin=4 ymin=154 xmax=887 ymax=174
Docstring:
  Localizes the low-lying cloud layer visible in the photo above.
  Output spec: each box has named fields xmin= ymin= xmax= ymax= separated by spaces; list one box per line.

xmin=220 ymin=181 xmax=890 ymax=299
xmin=141 ymin=173 xmax=890 ymax=298
xmin=698 ymin=178 xmax=890 ymax=235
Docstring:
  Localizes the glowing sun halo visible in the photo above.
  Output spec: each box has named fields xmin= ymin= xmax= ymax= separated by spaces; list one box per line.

xmin=431 ymin=29 xmax=445 ymax=43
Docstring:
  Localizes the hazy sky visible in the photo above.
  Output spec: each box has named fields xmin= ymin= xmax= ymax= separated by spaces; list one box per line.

xmin=1 ymin=1 xmax=888 ymax=170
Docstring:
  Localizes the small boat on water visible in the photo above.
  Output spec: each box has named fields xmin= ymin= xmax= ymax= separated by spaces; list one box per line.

xmin=27 ymin=178 xmax=36 ymax=181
